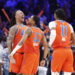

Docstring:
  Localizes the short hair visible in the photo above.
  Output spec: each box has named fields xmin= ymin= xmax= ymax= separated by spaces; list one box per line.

xmin=54 ymin=9 xmax=66 ymax=20
xmin=33 ymin=15 xmax=40 ymax=25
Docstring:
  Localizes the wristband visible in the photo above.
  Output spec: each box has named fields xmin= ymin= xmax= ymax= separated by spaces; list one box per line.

xmin=11 ymin=45 xmax=22 ymax=55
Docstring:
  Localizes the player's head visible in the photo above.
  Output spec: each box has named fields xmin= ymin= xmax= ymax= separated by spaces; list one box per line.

xmin=28 ymin=15 xmax=40 ymax=26
xmin=10 ymin=10 xmax=24 ymax=26
xmin=15 ymin=10 xmax=24 ymax=23
xmin=54 ymin=9 xmax=66 ymax=20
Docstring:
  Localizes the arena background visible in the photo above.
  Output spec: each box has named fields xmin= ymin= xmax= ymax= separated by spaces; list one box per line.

xmin=0 ymin=0 xmax=75 ymax=75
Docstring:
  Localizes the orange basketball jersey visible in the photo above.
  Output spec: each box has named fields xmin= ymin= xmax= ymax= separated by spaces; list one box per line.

xmin=52 ymin=20 xmax=71 ymax=49
xmin=24 ymin=27 xmax=43 ymax=54
xmin=12 ymin=25 xmax=27 ymax=53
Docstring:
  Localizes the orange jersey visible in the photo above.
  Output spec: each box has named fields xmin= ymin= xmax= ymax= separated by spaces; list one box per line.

xmin=13 ymin=25 xmax=27 ymax=53
xmin=24 ymin=27 xmax=43 ymax=54
xmin=52 ymin=20 xmax=71 ymax=49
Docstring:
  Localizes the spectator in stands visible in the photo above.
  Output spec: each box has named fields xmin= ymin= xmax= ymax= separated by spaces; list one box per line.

xmin=0 ymin=37 xmax=4 ymax=75
xmin=2 ymin=42 xmax=9 ymax=75
xmin=4 ymin=0 xmax=17 ymax=13
xmin=4 ymin=0 xmax=17 ymax=8
xmin=0 ymin=38 xmax=4 ymax=63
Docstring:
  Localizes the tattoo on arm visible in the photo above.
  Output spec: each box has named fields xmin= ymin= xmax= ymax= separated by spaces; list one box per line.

xmin=7 ymin=26 xmax=17 ymax=53
xmin=18 ymin=27 xmax=32 ymax=46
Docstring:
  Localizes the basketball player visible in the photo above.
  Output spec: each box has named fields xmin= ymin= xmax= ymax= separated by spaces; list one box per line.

xmin=7 ymin=10 xmax=27 ymax=75
xmin=48 ymin=9 xmax=75 ymax=75
xmin=9 ymin=15 xmax=48 ymax=75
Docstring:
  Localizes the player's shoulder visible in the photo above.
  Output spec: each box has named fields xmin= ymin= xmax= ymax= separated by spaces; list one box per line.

xmin=68 ymin=23 xmax=74 ymax=32
xmin=9 ymin=25 xmax=18 ymax=31
xmin=31 ymin=26 xmax=40 ymax=30
xmin=37 ymin=27 xmax=42 ymax=30
xmin=68 ymin=23 xmax=72 ymax=28
xmin=25 ymin=26 xmax=32 ymax=33
xmin=65 ymin=22 xmax=74 ymax=33
xmin=49 ymin=21 xmax=56 ymax=25
xmin=49 ymin=21 xmax=56 ymax=29
xmin=32 ymin=26 xmax=43 ymax=33
xmin=65 ymin=22 xmax=73 ymax=29
xmin=37 ymin=28 xmax=44 ymax=35
xmin=36 ymin=27 xmax=43 ymax=32
xmin=9 ymin=25 xmax=18 ymax=34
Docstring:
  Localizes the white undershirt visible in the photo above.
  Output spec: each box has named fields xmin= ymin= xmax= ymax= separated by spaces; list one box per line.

xmin=48 ymin=20 xmax=74 ymax=47
xmin=49 ymin=20 xmax=74 ymax=33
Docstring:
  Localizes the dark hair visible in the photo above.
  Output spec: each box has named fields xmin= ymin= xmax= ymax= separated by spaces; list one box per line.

xmin=10 ymin=10 xmax=17 ymax=27
xmin=33 ymin=15 xmax=40 ymax=25
xmin=54 ymin=9 xmax=66 ymax=20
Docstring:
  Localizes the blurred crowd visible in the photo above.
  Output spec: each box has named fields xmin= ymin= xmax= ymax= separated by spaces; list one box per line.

xmin=0 ymin=0 xmax=75 ymax=37
xmin=0 ymin=0 xmax=75 ymax=75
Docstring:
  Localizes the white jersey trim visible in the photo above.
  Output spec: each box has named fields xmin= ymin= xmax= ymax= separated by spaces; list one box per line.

xmin=49 ymin=21 xmax=74 ymax=33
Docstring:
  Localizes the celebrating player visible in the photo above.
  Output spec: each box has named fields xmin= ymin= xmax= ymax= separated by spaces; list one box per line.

xmin=49 ymin=9 xmax=75 ymax=75
xmin=9 ymin=15 xmax=48 ymax=75
xmin=7 ymin=10 xmax=27 ymax=75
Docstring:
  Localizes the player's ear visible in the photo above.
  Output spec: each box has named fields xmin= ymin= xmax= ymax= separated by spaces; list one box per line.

xmin=33 ymin=21 xmax=36 ymax=25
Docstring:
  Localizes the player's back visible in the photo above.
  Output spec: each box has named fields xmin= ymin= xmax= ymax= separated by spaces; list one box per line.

xmin=13 ymin=25 xmax=27 ymax=53
xmin=52 ymin=20 xmax=71 ymax=49
xmin=24 ymin=26 xmax=43 ymax=54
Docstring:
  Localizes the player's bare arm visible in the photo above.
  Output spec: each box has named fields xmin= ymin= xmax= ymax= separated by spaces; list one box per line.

xmin=41 ymin=33 xmax=48 ymax=59
xmin=71 ymin=33 xmax=75 ymax=45
xmin=69 ymin=24 xmax=75 ymax=45
xmin=9 ymin=27 xmax=32 ymax=55
xmin=40 ymin=32 xmax=48 ymax=66
xmin=18 ymin=27 xmax=32 ymax=46
xmin=7 ymin=26 xmax=17 ymax=53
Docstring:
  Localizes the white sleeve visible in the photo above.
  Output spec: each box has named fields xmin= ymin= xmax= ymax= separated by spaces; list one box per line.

xmin=48 ymin=21 xmax=56 ymax=29
xmin=48 ymin=21 xmax=56 ymax=47
xmin=49 ymin=30 xmax=56 ymax=47
xmin=69 ymin=24 xmax=74 ymax=33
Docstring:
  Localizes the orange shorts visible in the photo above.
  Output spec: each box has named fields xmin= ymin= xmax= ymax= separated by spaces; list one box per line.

xmin=20 ymin=53 xmax=40 ymax=75
xmin=9 ymin=53 xmax=23 ymax=73
xmin=51 ymin=48 xmax=74 ymax=72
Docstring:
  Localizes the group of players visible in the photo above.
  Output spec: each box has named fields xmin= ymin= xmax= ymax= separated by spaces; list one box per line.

xmin=7 ymin=9 xmax=75 ymax=75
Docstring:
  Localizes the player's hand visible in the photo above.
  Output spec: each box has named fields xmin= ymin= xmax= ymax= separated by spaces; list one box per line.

xmin=8 ymin=54 xmax=15 ymax=64
xmin=0 ymin=61 xmax=4 ymax=65
xmin=40 ymin=60 xmax=45 ymax=67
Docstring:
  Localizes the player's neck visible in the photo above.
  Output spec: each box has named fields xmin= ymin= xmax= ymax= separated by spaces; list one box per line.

xmin=31 ymin=25 xmax=36 ymax=27
xmin=56 ymin=18 xmax=63 ymax=21
xmin=16 ymin=21 xmax=23 ymax=25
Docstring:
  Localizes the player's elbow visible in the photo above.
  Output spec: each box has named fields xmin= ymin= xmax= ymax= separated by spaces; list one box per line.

xmin=71 ymin=33 xmax=75 ymax=45
xmin=44 ymin=43 xmax=48 ymax=50
xmin=18 ymin=41 xmax=24 ymax=46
